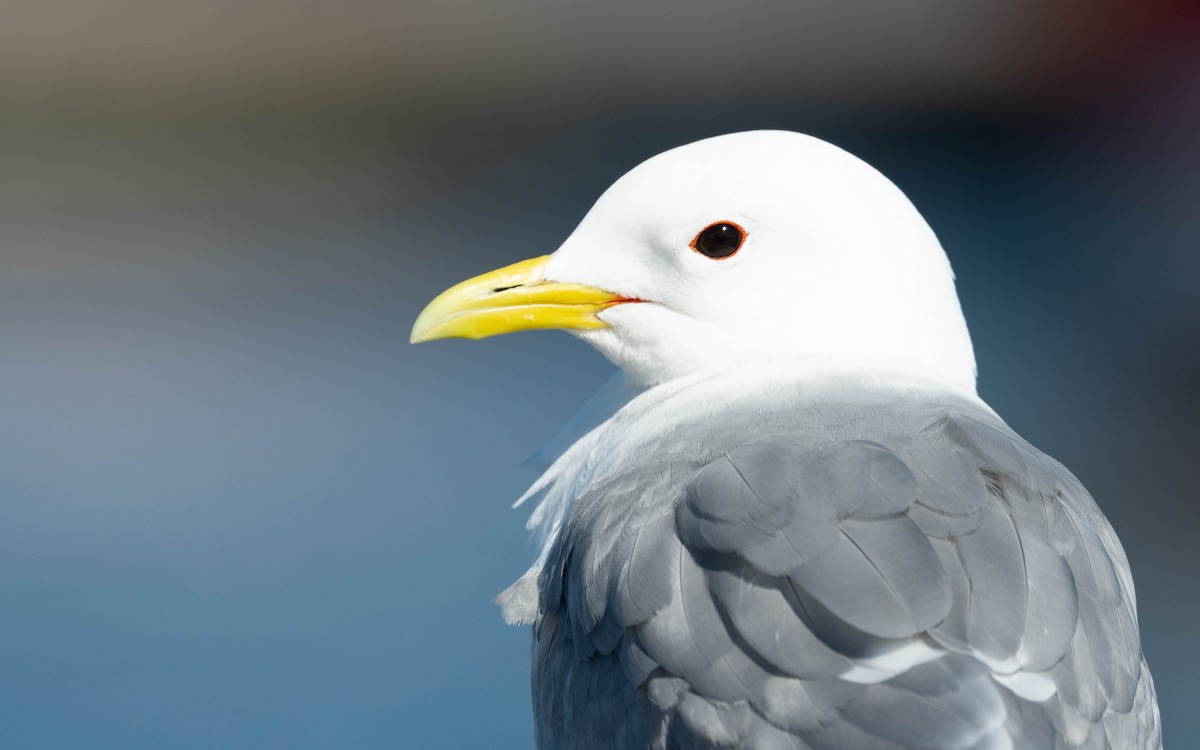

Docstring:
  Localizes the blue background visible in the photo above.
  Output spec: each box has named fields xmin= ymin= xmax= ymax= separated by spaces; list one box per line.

xmin=1 ymin=2 xmax=1196 ymax=746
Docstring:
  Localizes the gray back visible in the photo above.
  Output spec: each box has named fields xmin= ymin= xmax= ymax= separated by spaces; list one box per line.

xmin=528 ymin=393 xmax=1160 ymax=749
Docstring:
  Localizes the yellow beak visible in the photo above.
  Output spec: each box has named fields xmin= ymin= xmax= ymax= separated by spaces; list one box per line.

xmin=410 ymin=255 xmax=628 ymax=343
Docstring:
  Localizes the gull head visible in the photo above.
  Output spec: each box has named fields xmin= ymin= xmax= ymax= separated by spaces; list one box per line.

xmin=412 ymin=130 xmax=976 ymax=393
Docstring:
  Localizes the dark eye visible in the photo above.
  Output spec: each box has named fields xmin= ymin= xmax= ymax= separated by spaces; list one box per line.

xmin=691 ymin=221 xmax=745 ymax=259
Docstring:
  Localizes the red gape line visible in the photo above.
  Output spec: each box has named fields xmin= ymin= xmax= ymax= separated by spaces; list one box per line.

xmin=605 ymin=296 xmax=646 ymax=308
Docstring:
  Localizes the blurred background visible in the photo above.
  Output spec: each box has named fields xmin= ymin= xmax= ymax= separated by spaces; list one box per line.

xmin=0 ymin=1 xmax=1196 ymax=746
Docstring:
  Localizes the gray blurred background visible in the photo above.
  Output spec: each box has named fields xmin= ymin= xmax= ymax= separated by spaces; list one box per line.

xmin=1 ymin=1 xmax=1197 ymax=747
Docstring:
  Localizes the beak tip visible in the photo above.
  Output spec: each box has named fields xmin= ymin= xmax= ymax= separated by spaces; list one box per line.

xmin=409 ymin=325 xmax=432 ymax=345
xmin=410 ymin=306 xmax=441 ymax=344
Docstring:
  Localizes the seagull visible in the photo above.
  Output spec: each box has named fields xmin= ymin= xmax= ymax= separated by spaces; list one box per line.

xmin=411 ymin=131 xmax=1161 ymax=749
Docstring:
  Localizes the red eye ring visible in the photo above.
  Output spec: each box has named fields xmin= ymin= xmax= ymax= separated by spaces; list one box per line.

xmin=690 ymin=221 xmax=746 ymax=260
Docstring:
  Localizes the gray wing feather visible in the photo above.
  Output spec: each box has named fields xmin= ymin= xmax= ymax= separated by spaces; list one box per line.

xmin=530 ymin=408 xmax=1161 ymax=749
xmin=709 ymin=565 xmax=853 ymax=679
xmin=954 ymin=508 xmax=1028 ymax=661
xmin=1014 ymin=533 xmax=1079 ymax=672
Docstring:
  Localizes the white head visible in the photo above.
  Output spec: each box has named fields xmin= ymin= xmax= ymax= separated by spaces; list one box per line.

xmin=413 ymin=130 xmax=977 ymax=393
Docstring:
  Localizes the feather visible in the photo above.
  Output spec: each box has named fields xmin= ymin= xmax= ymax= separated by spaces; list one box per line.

xmin=517 ymin=372 xmax=1158 ymax=749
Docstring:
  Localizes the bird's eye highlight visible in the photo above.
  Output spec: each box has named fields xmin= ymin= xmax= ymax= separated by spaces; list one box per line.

xmin=691 ymin=221 xmax=745 ymax=259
